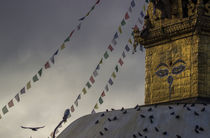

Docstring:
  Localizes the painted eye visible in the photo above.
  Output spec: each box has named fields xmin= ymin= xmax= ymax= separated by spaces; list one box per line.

xmin=155 ymin=69 xmax=169 ymax=77
xmin=172 ymin=65 xmax=185 ymax=75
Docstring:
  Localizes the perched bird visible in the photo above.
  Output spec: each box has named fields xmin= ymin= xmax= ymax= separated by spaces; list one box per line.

xmin=168 ymin=106 xmax=173 ymax=110
xmin=133 ymin=134 xmax=137 ymax=138
xmin=155 ymin=127 xmax=159 ymax=132
xmin=170 ymin=112 xmax=175 ymax=115
xmin=106 ymin=109 xmax=109 ymax=112
xmin=121 ymin=107 xmax=124 ymax=111
xmin=149 ymin=115 xmax=154 ymax=119
xmin=175 ymin=115 xmax=180 ymax=119
xmin=183 ymin=103 xmax=187 ymax=107
xmin=99 ymin=131 xmax=104 ymax=136
xmin=95 ymin=120 xmax=99 ymax=124
xmin=194 ymin=111 xmax=199 ymax=116
xmin=101 ymin=113 xmax=105 ymax=117
xmin=176 ymin=134 xmax=181 ymax=138
xmin=143 ymin=128 xmax=148 ymax=132
xmin=202 ymin=103 xmax=207 ymax=106
xmin=123 ymin=110 xmax=127 ymax=114
xmin=104 ymin=127 xmax=108 ymax=131
xmin=138 ymin=132 xmax=142 ymax=136
xmin=186 ymin=107 xmax=191 ymax=111
xmin=111 ymin=108 xmax=115 ymax=111
xmin=163 ymin=131 xmax=167 ymax=135
xmin=194 ymin=128 xmax=199 ymax=134
xmin=136 ymin=107 xmax=141 ymax=111
xmin=199 ymin=127 xmax=204 ymax=131
xmin=113 ymin=116 xmax=117 ymax=121
xmin=107 ymin=118 xmax=112 ymax=122
xmin=201 ymin=107 xmax=205 ymax=112
xmin=140 ymin=114 xmax=145 ymax=118
xmin=150 ymin=119 xmax=153 ymax=124
xmin=134 ymin=104 xmax=139 ymax=109
xmin=148 ymin=108 xmax=152 ymax=112
xmin=191 ymin=103 xmax=195 ymax=107
xmin=21 ymin=126 xmax=45 ymax=131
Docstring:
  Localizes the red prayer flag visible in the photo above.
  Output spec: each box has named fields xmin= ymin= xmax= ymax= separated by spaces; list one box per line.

xmin=90 ymin=76 xmax=95 ymax=84
xmin=69 ymin=30 xmax=75 ymax=38
xmin=8 ymin=99 xmax=14 ymax=108
xmin=96 ymin=0 xmax=100 ymax=4
xmin=101 ymin=91 xmax=105 ymax=97
xmin=71 ymin=105 xmax=75 ymax=112
xmin=108 ymin=45 xmax=114 ymax=52
xmin=45 ymin=61 xmax=50 ymax=69
xmin=125 ymin=12 xmax=130 ymax=20
xmin=118 ymin=58 xmax=124 ymax=66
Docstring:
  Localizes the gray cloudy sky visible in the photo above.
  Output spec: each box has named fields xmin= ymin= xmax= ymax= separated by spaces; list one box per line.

xmin=0 ymin=0 xmax=146 ymax=137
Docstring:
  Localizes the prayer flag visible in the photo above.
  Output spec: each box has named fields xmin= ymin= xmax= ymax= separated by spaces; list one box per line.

xmin=60 ymin=43 xmax=65 ymax=50
xmin=99 ymin=58 xmax=103 ymax=64
xmin=77 ymin=94 xmax=81 ymax=100
xmin=69 ymin=30 xmax=75 ymax=38
xmin=45 ymin=61 xmax=50 ymax=69
xmin=105 ymin=84 xmax=109 ymax=92
xmin=91 ymin=109 xmax=96 ymax=114
xmin=131 ymin=0 xmax=135 ymax=7
xmin=118 ymin=26 xmax=122 ymax=34
xmin=115 ymin=65 xmax=119 ymax=72
xmin=54 ymin=49 xmax=59 ymax=56
xmin=119 ymin=58 xmax=124 ymax=66
xmin=122 ymin=51 xmax=126 ymax=58
xmin=112 ymin=39 xmax=117 ymax=46
xmin=8 ymin=99 xmax=14 ymax=108
xmin=125 ymin=12 xmax=130 ymax=20
xmin=82 ymin=88 xmax=87 ymax=95
xmin=121 ymin=19 xmax=126 ymax=26
xmin=86 ymin=82 xmax=92 ymax=88
xmin=26 ymin=81 xmax=31 ymax=90
xmin=94 ymin=104 xmax=99 ymax=109
xmin=79 ymin=16 xmax=85 ymax=21
xmin=146 ymin=0 xmax=149 ymax=3
xmin=129 ymin=6 xmax=132 ymax=13
xmin=128 ymin=38 xmax=133 ymax=44
xmin=108 ymin=45 xmax=114 ymax=52
xmin=99 ymin=97 xmax=103 ymax=104
xmin=33 ymin=74 xmax=39 ymax=82
xmin=86 ymin=11 xmax=90 ymax=16
xmin=101 ymin=91 xmax=105 ymax=97
xmin=2 ymin=105 xmax=8 ymax=115
xmin=38 ymin=68 xmax=43 ymax=77
xmin=96 ymin=0 xmax=100 ymax=4
xmin=15 ymin=94 xmax=20 ymax=102
xmin=108 ymin=78 xmax=113 ymax=85
xmin=77 ymin=23 xmax=82 ymax=30
xmin=20 ymin=87 xmax=26 ymax=95
xmin=125 ymin=45 xmax=130 ymax=52
xmin=96 ymin=64 xmax=100 ymax=70
xmin=114 ymin=32 xmax=118 ymax=39
xmin=0 ymin=114 xmax=1 ymax=119
xmin=93 ymin=70 xmax=98 ymax=77
xmin=71 ymin=105 xmax=75 ymax=112
xmin=140 ymin=11 xmax=144 ymax=17
xmin=91 ymin=5 xmax=95 ymax=10
xmin=111 ymin=72 xmax=116 ymax=78
xmin=74 ymin=100 xmax=78 ymax=107
xmin=50 ymin=55 xmax=55 ymax=64
xmin=90 ymin=76 xmax=95 ymax=84
xmin=104 ymin=51 xmax=109 ymax=59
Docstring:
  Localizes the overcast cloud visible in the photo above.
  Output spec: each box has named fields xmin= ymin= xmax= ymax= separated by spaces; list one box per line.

xmin=0 ymin=0 xmax=146 ymax=137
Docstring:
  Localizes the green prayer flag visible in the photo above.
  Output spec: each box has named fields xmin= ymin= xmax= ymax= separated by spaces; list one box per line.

xmin=82 ymin=88 xmax=87 ymax=95
xmin=104 ymin=51 xmax=109 ymax=59
xmin=38 ymin=68 xmax=42 ymax=77
xmin=115 ymin=65 xmax=119 ymax=72
xmin=99 ymin=97 xmax=103 ymax=104
xmin=33 ymin=74 xmax=39 ymax=82
xmin=121 ymin=19 xmax=126 ymax=26
xmin=2 ymin=105 xmax=8 ymax=115
xmin=86 ymin=82 xmax=92 ymax=88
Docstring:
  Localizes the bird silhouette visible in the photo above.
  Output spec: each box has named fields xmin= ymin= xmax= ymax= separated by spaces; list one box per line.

xmin=21 ymin=126 xmax=45 ymax=131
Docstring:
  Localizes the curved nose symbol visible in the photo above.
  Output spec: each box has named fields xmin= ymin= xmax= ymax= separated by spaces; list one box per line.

xmin=167 ymin=76 xmax=173 ymax=98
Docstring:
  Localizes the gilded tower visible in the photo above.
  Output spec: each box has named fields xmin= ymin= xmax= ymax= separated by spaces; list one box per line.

xmin=134 ymin=0 xmax=210 ymax=104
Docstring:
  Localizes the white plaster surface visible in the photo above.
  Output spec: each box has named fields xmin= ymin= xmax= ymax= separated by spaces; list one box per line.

xmin=58 ymin=104 xmax=210 ymax=138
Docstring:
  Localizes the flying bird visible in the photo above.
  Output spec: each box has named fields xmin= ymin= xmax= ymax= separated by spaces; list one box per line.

xmin=21 ymin=126 xmax=45 ymax=131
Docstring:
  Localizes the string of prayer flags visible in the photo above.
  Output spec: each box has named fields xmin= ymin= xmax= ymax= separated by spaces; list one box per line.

xmin=86 ymin=82 xmax=92 ymax=88
xmin=108 ymin=45 xmax=114 ymax=52
xmin=118 ymin=26 xmax=122 ymax=34
xmin=91 ymin=109 xmax=96 ymax=114
xmin=104 ymin=51 xmax=109 ymax=59
xmin=108 ymin=78 xmax=114 ymax=85
xmin=45 ymin=61 xmax=51 ymax=69
xmin=115 ymin=65 xmax=119 ymax=72
xmin=2 ymin=106 xmax=8 ymax=115
xmin=32 ymin=74 xmax=39 ymax=82
xmin=125 ymin=45 xmax=130 ymax=52
xmin=20 ymin=87 xmax=26 ymax=95
xmin=111 ymin=72 xmax=116 ymax=79
xmin=122 ymin=51 xmax=126 ymax=58
xmin=90 ymin=76 xmax=95 ymax=84
xmin=118 ymin=58 xmax=124 ymax=66
xmin=82 ymin=88 xmax=87 ymax=95
xmin=105 ymin=84 xmax=109 ymax=92
xmin=38 ymin=68 xmax=43 ymax=77
xmin=8 ymin=100 xmax=14 ymax=108
xmin=131 ymin=0 xmax=135 ymax=7
xmin=94 ymin=104 xmax=99 ymax=109
xmin=121 ymin=19 xmax=126 ymax=26
xmin=101 ymin=91 xmax=105 ymax=97
xmin=26 ymin=81 xmax=31 ymax=90
xmin=71 ymin=105 xmax=75 ymax=112
xmin=99 ymin=97 xmax=103 ymax=104
xmin=93 ymin=70 xmax=98 ymax=77
xmin=125 ymin=12 xmax=130 ymax=20
xmin=114 ymin=32 xmax=119 ymax=39
xmin=15 ymin=94 xmax=20 ymax=102
xmin=112 ymin=39 xmax=117 ymax=46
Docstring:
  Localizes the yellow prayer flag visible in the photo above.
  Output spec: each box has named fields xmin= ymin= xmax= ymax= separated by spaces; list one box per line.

xmin=118 ymin=26 xmax=122 ymax=34
xmin=82 ymin=88 xmax=87 ymax=95
xmin=128 ymin=38 xmax=133 ymax=44
xmin=60 ymin=43 xmax=65 ymax=50
xmin=26 ymin=81 xmax=31 ymax=90
xmin=111 ymin=72 xmax=116 ymax=78
xmin=0 ymin=114 xmax=2 ymax=119
xmin=99 ymin=58 xmax=103 ymax=64
xmin=94 ymin=103 xmax=99 ymax=109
